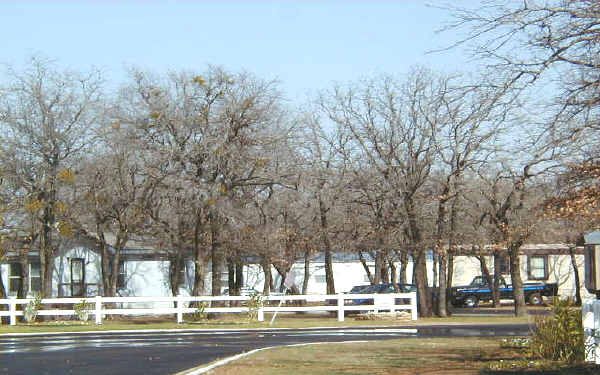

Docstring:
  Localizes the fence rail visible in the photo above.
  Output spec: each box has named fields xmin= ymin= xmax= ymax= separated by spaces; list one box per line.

xmin=0 ymin=292 xmax=418 ymax=325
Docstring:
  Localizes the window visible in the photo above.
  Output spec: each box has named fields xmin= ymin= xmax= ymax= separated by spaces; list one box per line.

xmin=30 ymin=262 xmax=41 ymax=292
xmin=497 ymin=256 xmax=510 ymax=274
xmin=8 ymin=263 xmax=42 ymax=295
xmin=117 ymin=261 xmax=126 ymax=289
xmin=168 ymin=259 xmax=187 ymax=287
xmin=70 ymin=258 xmax=85 ymax=297
xmin=528 ymin=255 xmax=548 ymax=280
xmin=8 ymin=263 xmax=22 ymax=294
xmin=108 ymin=260 xmax=127 ymax=290
xmin=314 ymin=275 xmax=326 ymax=283
xmin=220 ymin=272 xmax=229 ymax=287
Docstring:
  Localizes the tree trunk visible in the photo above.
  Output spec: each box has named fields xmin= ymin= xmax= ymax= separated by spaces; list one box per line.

xmin=192 ymin=255 xmax=205 ymax=297
xmin=227 ymin=261 xmax=236 ymax=294
xmin=569 ymin=246 xmax=582 ymax=306
xmin=192 ymin=215 xmax=205 ymax=297
xmin=235 ymin=261 xmax=244 ymax=292
xmin=446 ymin=251 xmax=454 ymax=307
xmin=324 ymin=248 xmax=335 ymax=294
xmin=389 ymin=260 xmax=397 ymax=285
xmin=479 ymin=255 xmax=493 ymax=291
xmin=508 ymin=245 xmax=527 ymax=317
xmin=210 ymin=222 xmax=222 ymax=297
xmin=261 ymin=259 xmax=272 ymax=295
xmin=438 ymin=250 xmax=448 ymax=317
xmin=97 ymin=229 xmax=112 ymax=297
xmin=41 ymin=255 xmax=53 ymax=298
xmin=405 ymin=195 xmax=430 ymax=316
xmin=414 ymin=249 xmax=432 ymax=317
xmin=302 ymin=249 xmax=310 ymax=295
xmin=273 ymin=264 xmax=290 ymax=293
xmin=226 ymin=260 xmax=236 ymax=307
xmin=40 ymin=181 xmax=58 ymax=298
xmin=359 ymin=251 xmax=374 ymax=284
xmin=17 ymin=260 xmax=28 ymax=298
xmin=380 ymin=252 xmax=390 ymax=283
xmin=432 ymin=251 xmax=438 ymax=287
xmin=492 ymin=252 xmax=502 ymax=307
xmin=374 ymin=251 xmax=383 ymax=284
xmin=399 ymin=252 xmax=408 ymax=284
xmin=110 ymin=250 xmax=122 ymax=298
xmin=318 ymin=194 xmax=335 ymax=294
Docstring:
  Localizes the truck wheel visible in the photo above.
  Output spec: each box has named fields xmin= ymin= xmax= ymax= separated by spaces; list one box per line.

xmin=528 ymin=293 xmax=543 ymax=305
xmin=463 ymin=295 xmax=478 ymax=308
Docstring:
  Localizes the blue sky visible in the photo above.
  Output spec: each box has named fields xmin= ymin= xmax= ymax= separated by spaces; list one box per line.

xmin=1 ymin=1 xmax=472 ymax=101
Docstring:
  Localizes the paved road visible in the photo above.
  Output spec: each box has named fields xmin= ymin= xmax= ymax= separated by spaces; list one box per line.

xmin=0 ymin=324 xmax=532 ymax=375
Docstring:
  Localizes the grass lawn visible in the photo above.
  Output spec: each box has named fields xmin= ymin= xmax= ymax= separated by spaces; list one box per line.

xmin=0 ymin=313 xmax=534 ymax=334
xmin=195 ymin=337 xmax=599 ymax=375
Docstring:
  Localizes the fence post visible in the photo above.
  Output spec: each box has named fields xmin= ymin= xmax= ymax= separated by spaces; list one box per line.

xmin=594 ymin=301 xmax=600 ymax=365
xmin=337 ymin=293 xmax=344 ymax=322
xmin=9 ymin=297 xmax=17 ymax=326
xmin=176 ymin=295 xmax=183 ymax=324
xmin=94 ymin=295 xmax=102 ymax=325
xmin=584 ymin=300 xmax=595 ymax=363
xmin=258 ymin=302 xmax=264 ymax=322
xmin=411 ymin=292 xmax=418 ymax=321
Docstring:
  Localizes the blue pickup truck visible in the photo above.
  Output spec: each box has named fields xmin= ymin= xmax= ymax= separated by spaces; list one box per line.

xmin=450 ymin=276 xmax=558 ymax=307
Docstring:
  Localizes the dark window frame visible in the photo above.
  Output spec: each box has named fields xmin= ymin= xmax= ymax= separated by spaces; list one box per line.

xmin=169 ymin=259 xmax=187 ymax=287
xmin=8 ymin=263 xmax=22 ymax=294
xmin=498 ymin=256 xmax=510 ymax=274
xmin=527 ymin=255 xmax=549 ymax=280
xmin=117 ymin=261 xmax=126 ymax=289
xmin=29 ymin=262 xmax=42 ymax=293
xmin=70 ymin=258 xmax=85 ymax=297
xmin=108 ymin=260 xmax=127 ymax=290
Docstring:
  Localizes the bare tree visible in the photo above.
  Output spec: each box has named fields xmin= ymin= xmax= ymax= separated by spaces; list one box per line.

xmin=443 ymin=1 xmax=600 ymax=166
xmin=318 ymin=68 xmax=454 ymax=317
xmin=430 ymin=82 xmax=509 ymax=316
xmin=474 ymin=154 xmax=559 ymax=317
xmin=0 ymin=57 xmax=104 ymax=297
xmin=298 ymin=110 xmax=351 ymax=295
xmin=119 ymin=66 xmax=292 ymax=296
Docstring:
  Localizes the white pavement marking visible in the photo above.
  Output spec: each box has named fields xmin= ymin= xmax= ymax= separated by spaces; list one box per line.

xmin=176 ymin=341 xmax=370 ymax=375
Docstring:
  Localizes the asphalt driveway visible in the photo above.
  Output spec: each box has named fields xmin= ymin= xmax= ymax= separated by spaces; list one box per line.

xmin=0 ymin=323 xmax=532 ymax=375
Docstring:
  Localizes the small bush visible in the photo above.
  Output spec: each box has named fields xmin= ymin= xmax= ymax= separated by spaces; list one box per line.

xmin=193 ymin=301 xmax=209 ymax=321
xmin=529 ymin=298 xmax=584 ymax=363
xmin=500 ymin=337 xmax=530 ymax=349
xmin=246 ymin=292 xmax=264 ymax=321
xmin=23 ymin=293 xmax=42 ymax=323
xmin=74 ymin=299 xmax=93 ymax=322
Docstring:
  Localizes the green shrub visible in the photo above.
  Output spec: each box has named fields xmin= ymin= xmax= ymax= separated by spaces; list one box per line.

xmin=23 ymin=293 xmax=42 ymax=323
xmin=74 ymin=299 xmax=93 ymax=322
xmin=193 ymin=301 xmax=209 ymax=321
xmin=529 ymin=298 xmax=584 ymax=363
xmin=246 ymin=292 xmax=264 ymax=322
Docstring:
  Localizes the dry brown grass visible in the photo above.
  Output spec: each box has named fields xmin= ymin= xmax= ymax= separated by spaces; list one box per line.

xmin=201 ymin=338 xmax=600 ymax=375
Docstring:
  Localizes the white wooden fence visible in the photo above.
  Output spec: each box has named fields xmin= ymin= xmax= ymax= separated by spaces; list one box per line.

xmin=583 ymin=299 xmax=600 ymax=364
xmin=0 ymin=292 xmax=418 ymax=325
